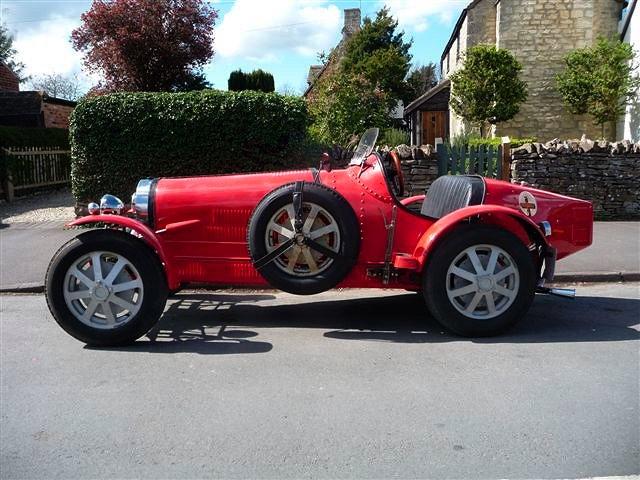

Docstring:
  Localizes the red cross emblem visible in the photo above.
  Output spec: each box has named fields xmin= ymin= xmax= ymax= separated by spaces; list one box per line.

xmin=519 ymin=192 xmax=537 ymax=216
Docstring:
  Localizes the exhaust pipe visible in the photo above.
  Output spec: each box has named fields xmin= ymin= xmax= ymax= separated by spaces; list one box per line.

xmin=536 ymin=286 xmax=576 ymax=298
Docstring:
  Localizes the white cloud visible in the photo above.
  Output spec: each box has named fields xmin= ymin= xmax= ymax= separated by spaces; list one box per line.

xmin=215 ymin=0 xmax=342 ymax=60
xmin=381 ymin=0 xmax=463 ymax=33
xmin=13 ymin=16 xmax=80 ymax=77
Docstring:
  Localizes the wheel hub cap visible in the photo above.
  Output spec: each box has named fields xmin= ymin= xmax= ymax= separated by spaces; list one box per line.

xmin=446 ymin=244 xmax=520 ymax=320
xmin=294 ymin=233 xmax=306 ymax=246
xmin=477 ymin=276 xmax=494 ymax=292
xmin=63 ymin=251 xmax=144 ymax=330
xmin=92 ymin=283 xmax=110 ymax=300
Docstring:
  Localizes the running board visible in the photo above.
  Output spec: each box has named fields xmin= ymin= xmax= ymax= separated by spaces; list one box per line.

xmin=536 ymin=286 xmax=576 ymax=298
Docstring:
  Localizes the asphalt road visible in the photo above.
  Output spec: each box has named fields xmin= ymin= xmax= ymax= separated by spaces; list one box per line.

xmin=1 ymin=284 xmax=639 ymax=479
xmin=0 ymin=222 xmax=78 ymax=290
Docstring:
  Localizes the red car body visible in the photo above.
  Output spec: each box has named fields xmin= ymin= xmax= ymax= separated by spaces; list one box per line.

xmin=68 ymin=152 xmax=593 ymax=293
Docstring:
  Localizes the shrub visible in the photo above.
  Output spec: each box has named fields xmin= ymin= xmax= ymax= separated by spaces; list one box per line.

xmin=450 ymin=44 xmax=528 ymax=137
xmin=308 ymin=72 xmax=391 ymax=145
xmin=380 ymin=127 xmax=409 ymax=146
xmin=70 ymin=90 xmax=309 ymax=202
xmin=556 ymin=37 xmax=639 ymax=138
xmin=228 ymin=69 xmax=275 ymax=93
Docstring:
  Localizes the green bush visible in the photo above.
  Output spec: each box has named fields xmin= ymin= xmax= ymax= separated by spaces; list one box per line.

xmin=0 ymin=126 xmax=70 ymax=149
xmin=70 ymin=90 xmax=309 ymax=202
xmin=380 ymin=127 xmax=409 ymax=146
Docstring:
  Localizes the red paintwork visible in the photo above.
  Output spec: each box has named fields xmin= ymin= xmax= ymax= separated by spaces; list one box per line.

xmin=68 ymin=153 xmax=592 ymax=291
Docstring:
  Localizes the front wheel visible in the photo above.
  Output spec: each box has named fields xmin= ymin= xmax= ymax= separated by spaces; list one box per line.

xmin=45 ymin=229 xmax=168 ymax=346
xmin=423 ymin=225 xmax=536 ymax=337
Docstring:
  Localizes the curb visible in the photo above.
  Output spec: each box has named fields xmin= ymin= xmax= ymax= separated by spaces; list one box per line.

xmin=551 ymin=272 xmax=640 ymax=283
xmin=0 ymin=283 xmax=44 ymax=294
xmin=1 ymin=272 xmax=638 ymax=294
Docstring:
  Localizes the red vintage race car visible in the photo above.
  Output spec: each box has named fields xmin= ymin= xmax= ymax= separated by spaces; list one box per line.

xmin=46 ymin=128 xmax=593 ymax=345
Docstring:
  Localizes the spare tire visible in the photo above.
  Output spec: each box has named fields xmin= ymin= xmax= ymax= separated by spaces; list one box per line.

xmin=247 ymin=182 xmax=360 ymax=295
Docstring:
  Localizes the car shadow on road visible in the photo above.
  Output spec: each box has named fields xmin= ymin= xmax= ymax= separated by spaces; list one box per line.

xmin=143 ymin=290 xmax=639 ymax=345
xmin=87 ymin=294 xmax=276 ymax=355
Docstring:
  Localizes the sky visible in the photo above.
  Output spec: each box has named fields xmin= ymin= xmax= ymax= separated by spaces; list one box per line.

xmin=0 ymin=0 xmax=468 ymax=94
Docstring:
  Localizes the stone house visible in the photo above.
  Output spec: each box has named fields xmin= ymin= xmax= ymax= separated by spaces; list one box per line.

xmin=405 ymin=0 xmax=628 ymax=144
xmin=303 ymin=8 xmax=361 ymax=101
xmin=0 ymin=91 xmax=76 ymax=129
xmin=617 ymin=0 xmax=638 ymax=141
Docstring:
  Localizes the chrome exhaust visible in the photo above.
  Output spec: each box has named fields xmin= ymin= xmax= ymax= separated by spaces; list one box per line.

xmin=536 ymin=286 xmax=576 ymax=298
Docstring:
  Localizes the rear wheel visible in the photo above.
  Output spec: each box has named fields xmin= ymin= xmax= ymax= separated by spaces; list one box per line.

xmin=45 ymin=230 xmax=168 ymax=346
xmin=423 ymin=225 xmax=536 ymax=336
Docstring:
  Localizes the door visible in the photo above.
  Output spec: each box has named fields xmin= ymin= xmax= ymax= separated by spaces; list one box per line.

xmin=422 ymin=110 xmax=447 ymax=146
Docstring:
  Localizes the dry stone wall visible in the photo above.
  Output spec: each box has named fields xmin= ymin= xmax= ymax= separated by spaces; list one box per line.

xmin=511 ymin=138 xmax=640 ymax=219
xmin=395 ymin=144 xmax=439 ymax=197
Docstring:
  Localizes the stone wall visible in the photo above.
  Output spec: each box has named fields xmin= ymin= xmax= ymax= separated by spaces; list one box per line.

xmin=511 ymin=138 xmax=640 ymax=219
xmin=395 ymin=145 xmax=439 ymax=197
xmin=496 ymin=0 xmax=622 ymax=141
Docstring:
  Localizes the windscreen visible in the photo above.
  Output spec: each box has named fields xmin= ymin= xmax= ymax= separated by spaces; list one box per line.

xmin=349 ymin=128 xmax=379 ymax=165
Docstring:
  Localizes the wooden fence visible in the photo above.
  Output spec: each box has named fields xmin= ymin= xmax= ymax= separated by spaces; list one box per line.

xmin=1 ymin=146 xmax=71 ymax=201
xmin=436 ymin=142 xmax=511 ymax=180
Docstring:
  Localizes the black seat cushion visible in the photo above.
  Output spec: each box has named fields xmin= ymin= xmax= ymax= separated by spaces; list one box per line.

xmin=420 ymin=175 xmax=485 ymax=219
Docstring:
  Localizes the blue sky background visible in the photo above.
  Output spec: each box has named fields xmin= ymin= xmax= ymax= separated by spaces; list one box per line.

xmin=0 ymin=0 xmax=467 ymax=94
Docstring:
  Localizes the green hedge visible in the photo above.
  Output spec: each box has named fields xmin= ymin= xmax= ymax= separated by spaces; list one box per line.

xmin=0 ymin=126 xmax=70 ymax=149
xmin=70 ymin=90 xmax=309 ymax=202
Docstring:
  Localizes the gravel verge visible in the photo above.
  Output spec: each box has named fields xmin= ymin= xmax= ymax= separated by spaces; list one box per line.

xmin=0 ymin=188 xmax=75 ymax=224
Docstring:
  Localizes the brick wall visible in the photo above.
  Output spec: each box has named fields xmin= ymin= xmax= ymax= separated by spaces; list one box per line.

xmin=0 ymin=63 xmax=19 ymax=92
xmin=43 ymin=102 xmax=74 ymax=129
xmin=496 ymin=0 xmax=622 ymax=141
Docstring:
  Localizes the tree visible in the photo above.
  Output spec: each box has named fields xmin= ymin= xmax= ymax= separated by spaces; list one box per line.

xmin=308 ymin=72 xmax=390 ymax=145
xmin=450 ymin=44 xmax=528 ymax=137
xmin=228 ymin=69 xmax=274 ymax=93
xmin=556 ymin=37 xmax=639 ymax=138
xmin=0 ymin=24 xmax=28 ymax=81
xmin=406 ymin=63 xmax=439 ymax=101
xmin=277 ymin=83 xmax=299 ymax=96
xmin=71 ymin=0 xmax=217 ymax=93
xmin=340 ymin=7 xmax=412 ymax=106
xmin=29 ymin=73 xmax=84 ymax=100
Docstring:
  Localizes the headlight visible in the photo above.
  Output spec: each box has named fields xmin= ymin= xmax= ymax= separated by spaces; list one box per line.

xmin=131 ymin=179 xmax=153 ymax=222
xmin=100 ymin=194 xmax=124 ymax=214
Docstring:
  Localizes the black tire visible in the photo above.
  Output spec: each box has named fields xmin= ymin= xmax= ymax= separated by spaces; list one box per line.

xmin=423 ymin=225 xmax=536 ymax=337
xmin=248 ymin=182 xmax=360 ymax=295
xmin=45 ymin=229 xmax=168 ymax=346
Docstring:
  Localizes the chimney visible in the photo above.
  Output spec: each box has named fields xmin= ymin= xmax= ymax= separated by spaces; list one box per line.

xmin=342 ymin=8 xmax=361 ymax=39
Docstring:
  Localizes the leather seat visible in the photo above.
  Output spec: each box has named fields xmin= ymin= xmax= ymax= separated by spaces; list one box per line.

xmin=420 ymin=175 xmax=485 ymax=219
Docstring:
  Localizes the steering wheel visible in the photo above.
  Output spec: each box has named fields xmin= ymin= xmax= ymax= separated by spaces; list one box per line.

xmin=387 ymin=150 xmax=405 ymax=197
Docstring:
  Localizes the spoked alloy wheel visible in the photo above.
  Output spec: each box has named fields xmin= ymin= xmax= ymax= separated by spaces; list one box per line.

xmin=63 ymin=251 xmax=144 ymax=329
xmin=46 ymin=230 xmax=168 ymax=346
xmin=248 ymin=182 xmax=360 ymax=295
xmin=265 ymin=202 xmax=340 ymax=277
xmin=446 ymin=244 xmax=520 ymax=320
xmin=423 ymin=225 xmax=536 ymax=337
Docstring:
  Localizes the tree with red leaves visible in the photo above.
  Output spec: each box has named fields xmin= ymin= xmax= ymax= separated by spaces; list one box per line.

xmin=72 ymin=0 xmax=217 ymax=92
